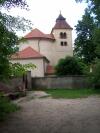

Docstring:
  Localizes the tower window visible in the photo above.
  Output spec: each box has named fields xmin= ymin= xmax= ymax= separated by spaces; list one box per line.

xmin=61 ymin=41 xmax=63 ymax=46
xmin=60 ymin=41 xmax=68 ymax=46
xmin=60 ymin=32 xmax=67 ymax=39
xmin=63 ymin=32 xmax=67 ymax=38
xmin=60 ymin=32 xmax=63 ymax=38
xmin=64 ymin=42 xmax=67 ymax=46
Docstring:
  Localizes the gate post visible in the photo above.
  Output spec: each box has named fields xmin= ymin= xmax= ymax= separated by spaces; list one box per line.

xmin=26 ymin=71 xmax=32 ymax=90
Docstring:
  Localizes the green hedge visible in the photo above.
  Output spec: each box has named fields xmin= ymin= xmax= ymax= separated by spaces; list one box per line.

xmin=0 ymin=93 xmax=19 ymax=121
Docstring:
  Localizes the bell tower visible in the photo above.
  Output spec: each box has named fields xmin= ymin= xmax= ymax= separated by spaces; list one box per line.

xmin=51 ymin=13 xmax=73 ymax=65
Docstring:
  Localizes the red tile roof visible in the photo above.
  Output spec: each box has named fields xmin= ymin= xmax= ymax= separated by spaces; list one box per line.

xmin=11 ymin=47 xmax=44 ymax=59
xmin=24 ymin=28 xmax=55 ymax=40
xmin=46 ymin=65 xmax=55 ymax=75
xmin=53 ymin=14 xmax=73 ymax=30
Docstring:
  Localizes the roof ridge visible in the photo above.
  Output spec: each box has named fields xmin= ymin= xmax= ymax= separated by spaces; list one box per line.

xmin=24 ymin=28 xmax=55 ymax=40
xmin=11 ymin=46 xmax=44 ymax=59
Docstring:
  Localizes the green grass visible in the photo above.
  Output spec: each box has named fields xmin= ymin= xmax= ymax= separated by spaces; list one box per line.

xmin=45 ymin=89 xmax=100 ymax=99
xmin=0 ymin=94 xmax=20 ymax=121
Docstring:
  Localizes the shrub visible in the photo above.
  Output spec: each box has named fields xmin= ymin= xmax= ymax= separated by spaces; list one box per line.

xmin=55 ymin=56 xmax=87 ymax=76
xmin=0 ymin=93 xmax=19 ymax=121
xmin=10 ymin=63 xmax=36 ymax=77
xmin=89 ymin=59 xmax=100 ymax=89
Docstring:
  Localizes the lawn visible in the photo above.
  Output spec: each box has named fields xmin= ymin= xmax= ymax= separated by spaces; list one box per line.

xmin=45 ymin=89 xmax=100 ymax=99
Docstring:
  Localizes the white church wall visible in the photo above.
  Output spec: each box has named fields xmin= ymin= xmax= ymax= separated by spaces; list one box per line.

xmin=39 ymin=40 xmax=55 ymax=65
xmin=10 ymin=58 xmax=45 ymax=77
xmin=19 ymin=39 xmax=55 ymax=65
xmin=19 ymin=39 xmax=39 ymax=52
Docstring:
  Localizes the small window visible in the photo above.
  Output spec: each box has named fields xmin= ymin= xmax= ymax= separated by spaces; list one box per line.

xmin=63 ymin=32 xmax=67 ymax=38
xmin=61 ymin=41 xmax=63 ymax=46
xmin=60 ymin=32 xmax=63 ymax=38
xmin=64 ymin=42 xmax=67 ymax=46
xmin=60 ymin=32 xmax=67 ymax=39
xmin=60 ymin=41 xmax=68 ymax=46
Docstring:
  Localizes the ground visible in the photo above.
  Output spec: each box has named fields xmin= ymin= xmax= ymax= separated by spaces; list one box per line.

xmin=0 ymin=91 xmax=100 ymax=133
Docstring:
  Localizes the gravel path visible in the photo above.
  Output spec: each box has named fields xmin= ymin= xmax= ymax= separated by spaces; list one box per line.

xmin=0 ymin=91 xmax=100 ymax=133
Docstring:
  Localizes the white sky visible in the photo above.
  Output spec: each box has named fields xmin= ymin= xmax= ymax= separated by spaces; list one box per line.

xmin=2 ymin=0 xmax=87 ymax=43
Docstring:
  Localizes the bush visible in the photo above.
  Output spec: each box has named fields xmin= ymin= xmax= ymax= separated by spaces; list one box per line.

xmin=55 ymin=56 xmax=87 ymax=76
xmin=0 ymin=93 xmax=19 ymax=121
xmin=89 ymin=59 xmax=100 ymax=89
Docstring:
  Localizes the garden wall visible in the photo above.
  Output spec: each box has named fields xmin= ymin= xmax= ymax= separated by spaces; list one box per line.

xmin=0 ymin=71 xmax=32 ymax=95
xmin=32 ymin=76 xmax=91 ymax=89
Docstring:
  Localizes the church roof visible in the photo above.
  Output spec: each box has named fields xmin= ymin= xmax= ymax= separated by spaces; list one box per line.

xmin=11 ymin=47 xmax=46 ymax=60
xmin=53 ymin=13 xmax=73 ymax=30
xmin=24 ymin=28 xmax=55 ymax=40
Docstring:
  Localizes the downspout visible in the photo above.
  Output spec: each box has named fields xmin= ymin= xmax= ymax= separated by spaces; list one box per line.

xmin=38 ymin=39 xmax=41 ymax=52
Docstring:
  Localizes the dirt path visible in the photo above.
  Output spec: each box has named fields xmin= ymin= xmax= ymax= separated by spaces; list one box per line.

xmin=0 ymin=91 xmax=100 ymax=133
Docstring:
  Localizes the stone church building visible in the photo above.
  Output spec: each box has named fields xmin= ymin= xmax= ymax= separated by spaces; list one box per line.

xmin=11 ymin=13 xmax=73 ymax=77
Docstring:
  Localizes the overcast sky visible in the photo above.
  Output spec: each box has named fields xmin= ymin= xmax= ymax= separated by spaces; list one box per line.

xmin=3 ymin=0 xmax=87 ymax=43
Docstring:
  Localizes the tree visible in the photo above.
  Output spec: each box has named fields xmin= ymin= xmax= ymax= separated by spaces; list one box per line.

xmin=74 ymin=8 xmax=97 ymax=64
xmin=74 ymin=0 xmax=100 ymax=64
xmin=10 ymin=63 xmax=36 ymax=77
xmin=0 ymin=0 xmax=28 ymax=9
xmin=75 ymin=0 xmax=100 ymax=22
xmin=89 ymin=59 xmax=100 ymax=88
xmin=0 ymin=0 xmax=32 ymax=80
xmin=55 ymin=57 xmax=86 ymax=76
xmin=93 ymin=28 xmax=100 ymax=58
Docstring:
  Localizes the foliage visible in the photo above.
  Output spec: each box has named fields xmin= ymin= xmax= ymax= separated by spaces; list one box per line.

xmin=89 ymin=59 xmax=100 ymax=88
xmin=74 ymin=8 xmax=97 ymax=64
xmin=75 ymin=0 xmax=100 ymax=22
xmin=93 ymin=28 xmax=100 ymax=58
xmin=0 ymin=93 xmax=19 ymax=121
xmin=0 ymin=0 xmax=28 ymax=9
xmin=0 ymin=0 xmax=32 ymax=80
xmin=75 ymin=0 xmax=100 ymax=64
xmin=55 ymin=56 xmax=87 ymax=76
xmin=46 ymin=89 xmax=100 ymax=99
xmin=10 ymin=63 xmax=36 ymax=77
xmin=0 ymin=22 xmax=18 ymax=80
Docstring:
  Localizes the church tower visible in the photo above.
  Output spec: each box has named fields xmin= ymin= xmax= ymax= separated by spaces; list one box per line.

xmin=51 ymin=13 xmax=73 ymax=65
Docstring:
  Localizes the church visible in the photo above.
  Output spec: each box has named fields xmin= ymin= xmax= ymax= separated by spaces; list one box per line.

xmin=11 ymin=13 xmax=73 ymax=77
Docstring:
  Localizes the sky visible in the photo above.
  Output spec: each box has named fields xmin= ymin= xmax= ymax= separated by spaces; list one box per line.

xmin=2 ymin=0 xmax=87 ymax=43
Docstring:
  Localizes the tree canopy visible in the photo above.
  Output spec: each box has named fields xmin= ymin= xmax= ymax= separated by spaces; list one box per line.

xmin=55 ymin=57 xmax=86 ymax=76
xmin=0 ymin=0 xmax=32 ymax=80
xmin=74 ymin=8 xmax=97 ymax=64
xmin=74 ymin=0 xmax=100 ymax=64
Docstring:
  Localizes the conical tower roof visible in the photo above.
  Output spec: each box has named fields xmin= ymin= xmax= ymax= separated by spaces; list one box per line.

xmin=53 ymin=13 xmax=73 ymax=30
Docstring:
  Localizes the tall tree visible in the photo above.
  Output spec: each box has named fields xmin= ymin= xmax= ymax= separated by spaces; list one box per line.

xmin=0 ymin=0 xmax=32 ymax=80
xmin=75 ymin=0 xmax=100 ymax=63
xmin=74 ymin=8 xmax=96 ymax=64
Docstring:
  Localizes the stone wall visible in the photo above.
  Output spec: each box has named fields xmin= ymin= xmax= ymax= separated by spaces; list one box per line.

xmin=0 ymin=71 xmax=32 ymax=95
xmin=0 ymin=77 xmax=23 ymax=95
xmin=32 ymin=76 xmax=90 ymax=89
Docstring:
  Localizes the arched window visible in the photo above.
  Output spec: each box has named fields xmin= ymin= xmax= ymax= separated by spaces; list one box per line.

xmin=63 ymin=32 xmax=67 ymax=38
xmin=60 ymin=32 xmax=67 ymax=39
xmin=61 ymin=41 xmax=63 ymax=46
xmin=64 ymin=42 xmax=67 ymax=46
xmin=60 ymin=41 xmax=68 ymax=46
xmin=60 ymin=32 xmax=63 ymax=38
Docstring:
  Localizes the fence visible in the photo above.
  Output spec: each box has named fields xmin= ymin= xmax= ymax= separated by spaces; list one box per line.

xmin=32 ymin=76 xmax=91 ymax=89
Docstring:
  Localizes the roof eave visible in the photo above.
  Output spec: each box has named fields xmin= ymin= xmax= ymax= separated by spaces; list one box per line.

xmin=24 ymin=37 xmax=55 ymax=40
xmin=11 ymin=56 xmax=50 ymax=63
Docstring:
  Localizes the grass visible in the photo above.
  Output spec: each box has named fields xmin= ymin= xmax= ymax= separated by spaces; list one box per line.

xmin=0 ymin=93 xmax=20 ymax=121
xmin=45 ymin=88 xmax=100 ymax=99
